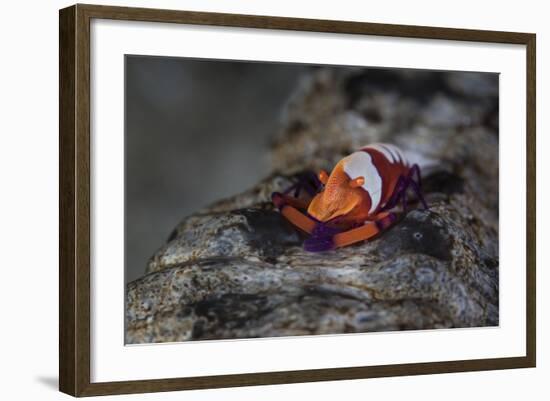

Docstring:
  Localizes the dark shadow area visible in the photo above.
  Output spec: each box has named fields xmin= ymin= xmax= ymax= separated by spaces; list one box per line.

xmin=35 ymin=376 xmax=58 ymax=391
xmin=125 ymin=56 xmax=309 ymax=283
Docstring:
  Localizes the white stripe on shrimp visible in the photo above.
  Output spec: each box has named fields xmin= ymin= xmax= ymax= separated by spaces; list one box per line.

xmin=371 ymin=142 xmax=408 ymax=166
xmin=365 ymin=143 xmax=394 ymax=163
xmin=343 ymin=151 xmax=382 ymax=214
xmin=380 ymin=143 xmax=402 ymax=163
xmin=385 ymin=143 xmax=408 ymax=166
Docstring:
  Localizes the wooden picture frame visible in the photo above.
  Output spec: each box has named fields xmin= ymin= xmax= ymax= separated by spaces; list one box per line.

xmin=59 ymin=3 xmax=536 ymax=397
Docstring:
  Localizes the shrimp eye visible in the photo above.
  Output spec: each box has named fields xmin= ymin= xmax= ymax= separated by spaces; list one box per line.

xmin=349 ymin=177 xmax=365 ymax=188
xmin=318 ymin=170 xmax=329 ymax=185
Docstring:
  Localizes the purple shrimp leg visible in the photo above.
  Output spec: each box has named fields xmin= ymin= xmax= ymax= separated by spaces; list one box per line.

xmin=380 ymin=164 xmax=428 ymax=213
xmin=283 ymin=171 xmax=323 ymax=198
xmin=380 ymin=175 xmax=407 ymax=212
xmin=407 ymin=164 xmax=428 ymax=210
xmin=408 ymin=179 xmax=429 ymax=210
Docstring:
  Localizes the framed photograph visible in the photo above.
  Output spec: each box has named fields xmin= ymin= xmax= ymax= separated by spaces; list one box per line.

xmin=59 ymin=4 xmax=536 ymax=397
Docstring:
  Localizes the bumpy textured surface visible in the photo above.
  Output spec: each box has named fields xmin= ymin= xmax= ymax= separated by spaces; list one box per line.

xmin=126 ymin=68 xmax=499 ymax=343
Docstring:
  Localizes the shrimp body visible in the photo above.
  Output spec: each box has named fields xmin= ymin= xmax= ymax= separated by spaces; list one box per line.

xmin=272 ymin=143 xmax=427 ymax=251
xmin=308 ymin=143 xmax=410 ymax=226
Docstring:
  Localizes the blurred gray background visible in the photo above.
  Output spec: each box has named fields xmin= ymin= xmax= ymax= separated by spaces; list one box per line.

xmin=125 ymin=56 xmax=309 ymax=283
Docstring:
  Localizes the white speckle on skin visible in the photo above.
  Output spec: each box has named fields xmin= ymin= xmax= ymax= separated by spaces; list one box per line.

xmin=343 ymin=151 xmax=382 ymax=214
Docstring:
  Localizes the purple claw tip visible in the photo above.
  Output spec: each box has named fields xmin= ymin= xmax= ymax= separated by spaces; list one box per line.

xmin=303 ymin=222 xmax=341 ymax=252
